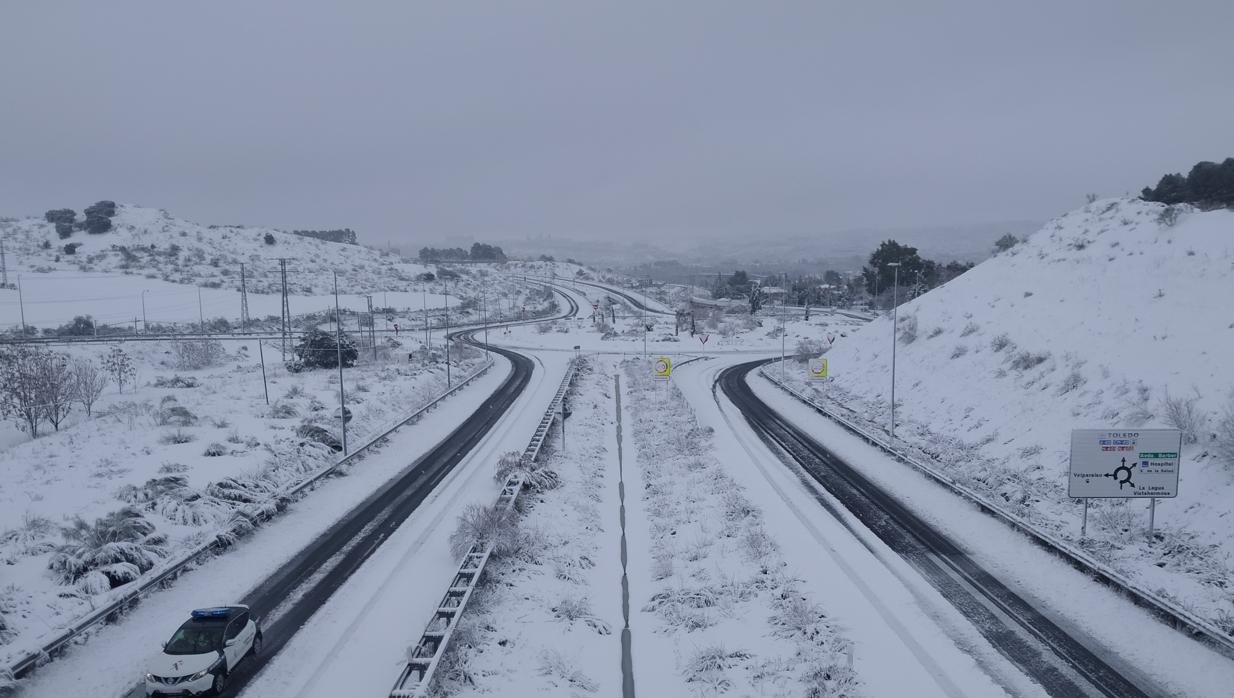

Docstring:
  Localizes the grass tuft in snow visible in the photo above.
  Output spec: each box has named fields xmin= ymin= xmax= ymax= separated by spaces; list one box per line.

xmin=1161 ymin=390 xmax=1204 ymax=445
xmin=538 ymin=649 xmax=598 ymax=692
xmin=448 ymin=503 xmax=519 ymax=560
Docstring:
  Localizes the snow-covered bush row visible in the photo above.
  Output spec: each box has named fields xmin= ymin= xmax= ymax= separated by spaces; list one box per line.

xmin=624 ymin=361 xmax=860 ymax=696
xmin=433 ymin=359 xmax=615 ymax=697
xmin=782 ymin=197 xmax=1234 ymax=636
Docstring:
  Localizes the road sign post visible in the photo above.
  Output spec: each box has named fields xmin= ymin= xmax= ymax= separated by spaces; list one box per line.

xmin=1068 ymin=428 xmax=1181 ymax=540
xmin=808 ymin=357 xmax=828 ymax=381
xmin=653 ymin=356 xmax=671 ymax=381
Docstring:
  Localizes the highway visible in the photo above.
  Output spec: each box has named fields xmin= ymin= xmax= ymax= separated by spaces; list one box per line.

xmin=118 ymin=288 xmax=578 ymax=697
xmin=718 ymin=358 xmax=1158 ymax=698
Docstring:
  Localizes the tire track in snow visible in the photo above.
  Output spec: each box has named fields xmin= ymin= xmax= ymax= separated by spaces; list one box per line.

xmin=614 ymin=373 xmax=636 ymax=698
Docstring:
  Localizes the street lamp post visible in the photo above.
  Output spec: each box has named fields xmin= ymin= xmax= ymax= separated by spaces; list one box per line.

xmin=886 ymin=262 xmax=901 ymax=441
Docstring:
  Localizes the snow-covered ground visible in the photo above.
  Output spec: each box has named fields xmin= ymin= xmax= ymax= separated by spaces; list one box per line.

xmin=781 ymin=197 xmax=1234 ymax=636
xmin=0 ymin=336 xmax=487 ymax=667
xmin=6 ymin=355 xmax=515 ymax=697
xmin=0 ymin=204 xmax=589 ymax=332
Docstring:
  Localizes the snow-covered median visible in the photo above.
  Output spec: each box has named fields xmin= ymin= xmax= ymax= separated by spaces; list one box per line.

xmin=621 ymin=359 xmax=860 ymax=696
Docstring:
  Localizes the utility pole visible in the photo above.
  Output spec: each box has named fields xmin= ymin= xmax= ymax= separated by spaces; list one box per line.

xmin=239 ymin=263 xmax=250 ymax=330
xmin=197 ymin=288 xmax=205 ymax=333
xmin=279 ymin=259 xmax=291 ymax=360
xmin=481 ymin=278 xmax=489 ymax=356
xmin=423 ymin=288 xmax=429 ymax=347
xmin=0 ymin=235 xmax=7 ymax=288
xmin=886 ymin=262 xmax=901 ymax=441
xmin=780 ymin=275 xmax=787 ymax=381
xmin=444 ymin=284 xmax=451 ymax=387
xmin=334 ymin=272 xmax=348 ymax=455
xmin=141 ymin=290 xmax=148 ymax=334
xmin=17 ymin=274 xmax=26 ymax=335
xmin=365 ymin=294 xmax=376 ymax=362
xmin=257 ymin=339 xmax=269 ymax=405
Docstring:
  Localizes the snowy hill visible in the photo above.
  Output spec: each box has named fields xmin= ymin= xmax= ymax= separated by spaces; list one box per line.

xmin=811 ymin=197 xmax=1234 ymax=628
xmin=0 ymin=204 xmax=422 ymax=296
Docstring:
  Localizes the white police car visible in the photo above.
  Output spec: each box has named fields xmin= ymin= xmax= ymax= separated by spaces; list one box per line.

xmin=144 ymin=606 xmax=262 ymax=696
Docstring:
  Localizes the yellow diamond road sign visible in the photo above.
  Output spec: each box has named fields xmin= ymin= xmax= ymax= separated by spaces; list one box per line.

xmin=653 ymin=357 xmax=672 ymax=379
xmin=808 ymin=357 xmax=828 ymax=379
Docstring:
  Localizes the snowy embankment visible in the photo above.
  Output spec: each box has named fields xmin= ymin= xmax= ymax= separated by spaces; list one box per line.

xmin=790 ymin=197 xmax=1234 ymax=635
xmin=0 ymin=338 xmax=485 ymax=668
xmin=621 ymin=360 xmax=860 ymax=696
xmin=0 ymin=203 xmax=577 ymax=330
xmin=430 ymin=358 xmax=622 ymax=697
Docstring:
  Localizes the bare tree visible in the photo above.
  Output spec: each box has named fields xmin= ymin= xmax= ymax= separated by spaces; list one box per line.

xmin=40 ymin=351 xmax=74 ymax=431
xmin=0 ymin=346 xmax=45 ymax=437
xmin=102 ymin=346 xmax=135 ymax=393
xmin=71 ymin=358 xmax=109 ymax=417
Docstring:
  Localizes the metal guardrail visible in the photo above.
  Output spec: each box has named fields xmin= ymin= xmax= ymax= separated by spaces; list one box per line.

xmin=2 ymin=358 xmax=497 ymax=679
xmin=388 ymin=359 xmax=578 ymax=698
xmin=758 ymin=365 xmax=1234 ymax=658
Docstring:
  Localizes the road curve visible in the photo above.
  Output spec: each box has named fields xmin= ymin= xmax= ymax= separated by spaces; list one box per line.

xmin=718 ymin=358 xmax=1153 ymax=698
xmin=570 ymin=278 xmax=673 ymax=316
xmin=122 ymin=289 xmax=577 ymax=697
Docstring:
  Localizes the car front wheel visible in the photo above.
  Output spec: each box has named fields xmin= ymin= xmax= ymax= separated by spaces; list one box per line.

xmin=212 ymin=670 xmax=228 ymax=695
xmin=251 ymin=633 xmax=263 ymax=657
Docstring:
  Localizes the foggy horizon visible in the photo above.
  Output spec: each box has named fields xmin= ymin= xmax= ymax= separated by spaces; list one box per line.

xmin=3 ymin=2 xmax=1233 ymax=250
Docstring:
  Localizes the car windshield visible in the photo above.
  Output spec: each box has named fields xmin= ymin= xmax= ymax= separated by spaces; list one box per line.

xmin=164 ymin=623 xmax=224 ymax=655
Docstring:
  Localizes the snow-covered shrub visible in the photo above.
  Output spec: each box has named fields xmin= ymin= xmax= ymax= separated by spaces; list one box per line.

xmin=553 ymin=595 xmax=591 ymax=622
xmin=48 ymin=507 xmax=167 ymax=592
xmin=686 ymin=645 xmax=751 ymax=692
xmin=172 ymin=339 xmax=225 ymax=370
xmin=153 ymin=375 xmax=200 ymax=389
xmin=158 ymin=461 xmax=189 ymax=474
xmin=1093 ymin=501 xmax=1135 ymax=534
xmin=1150 ymin=528 xmax=1231 ymax=588
xmin=269 ymin=401 xmax=298 ymax=418
xmin=159 ymin=428 xmax=195 ymax=445
xmin=1057 ymin=370 xmax=1086 ymax=394
xmin=742 ymin=527 xmax=778 ymax=561
xmin=1 ymin=512 xmax=56 ymax=556
xmin=1213 ymin=609 xmax=1234 ymax=637
xmin=154 ymin=397 xmax=198 ymax=426
xmin=448 ymin=503 xmax=519 ymax=559
xmin=1216 ymin=400 xmax=1234 ymax=470
xmin=494 ymin=450 xmax=559 ymax=491
xmin=295 ymin=423 xmax=342 ymax=451
xmin=927 ymin=326 xmax=944 ymax=339
xmin=202 ymin=442 xmax=228 ymax=457
xmin=960 ymin=322 xmax=979 ymax=337
xmin=117 ymin=476 xmax=190 ymax=505
xmin=794 ymin=337 xmax=825 ymax=362
xmin=283 ymin=384 xmax=305 ymax=399
xmin=1010 ymin=350 xmax=1049 ymax=371
xmin=1161 ymin=391 xmax=1204 ymax=445
xmin=0 ymin=611 xmax=12 ymax=646
xmin=950 ymin=345 xmax=968 ymax=360
xmin=801 ymin=661 xmax=859 ymax=698
xmin=897 ymin=315 xmax=918 ymax=344
xmin=537 ymin=650 xmax=598 ymax=692
xmin=990 ymin=333 xmax=1013 ymax=352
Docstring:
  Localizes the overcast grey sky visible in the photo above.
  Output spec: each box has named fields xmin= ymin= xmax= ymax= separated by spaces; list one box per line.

xmin=2 ymin=1 xmax=1232 ymax=247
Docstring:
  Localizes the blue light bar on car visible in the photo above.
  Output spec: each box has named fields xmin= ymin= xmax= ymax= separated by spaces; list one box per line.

xmin=190 ymin=607 xmax=232 ymax=619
